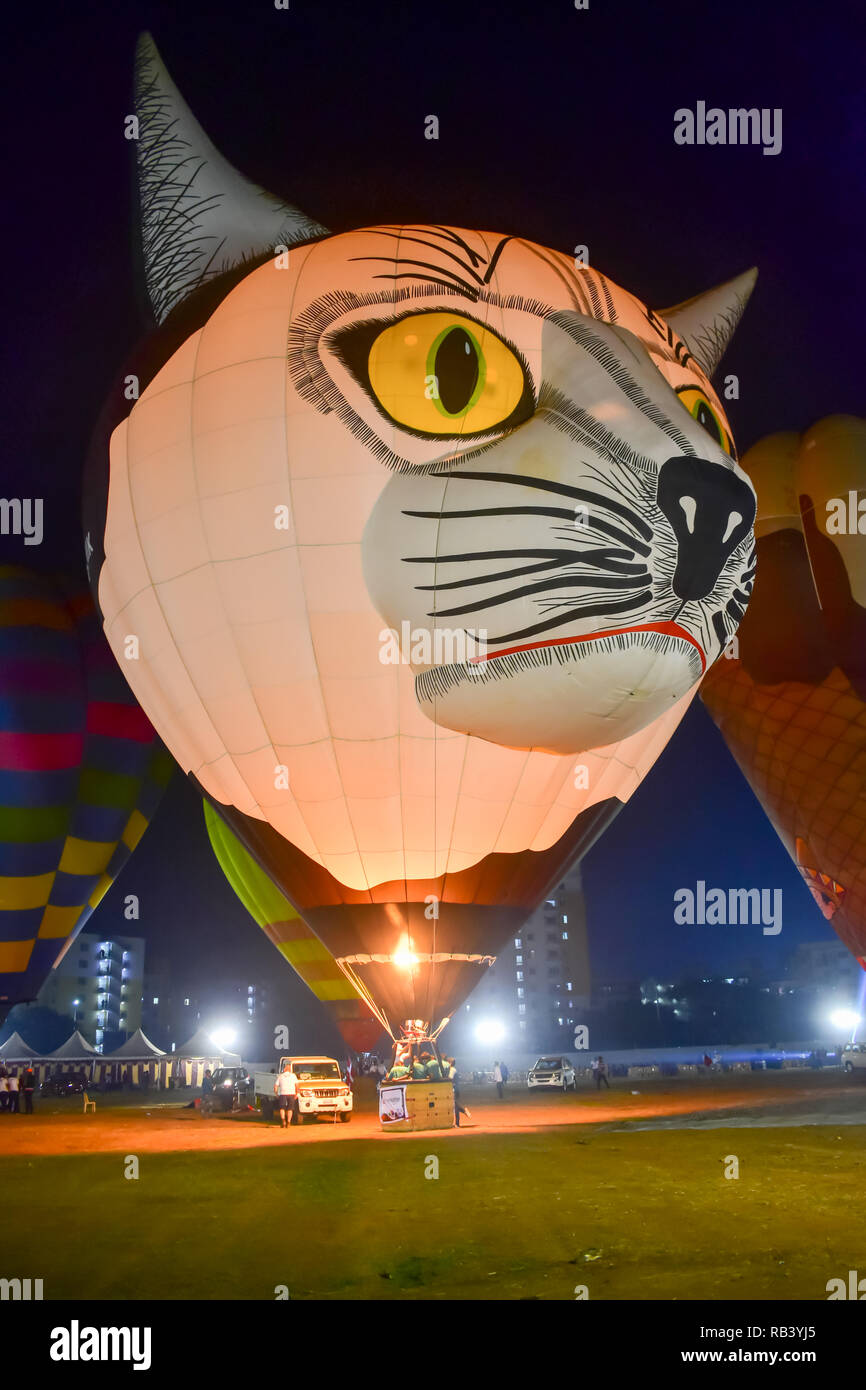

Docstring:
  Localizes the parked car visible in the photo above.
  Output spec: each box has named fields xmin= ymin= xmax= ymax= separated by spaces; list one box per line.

xmin=527 ymin=1056 xmax=576 ymax=1091
xmin=201 ymin=1066 xmax=253 ymax=1114
xmin=842 ymin=1043 xmax=866 ymax=1073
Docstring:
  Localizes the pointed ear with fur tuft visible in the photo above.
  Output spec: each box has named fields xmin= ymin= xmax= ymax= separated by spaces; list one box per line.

xmin=134 ymin=32 xmax=328 ymax=324
xmin=658 ymin=268 xmax=757 ymax=377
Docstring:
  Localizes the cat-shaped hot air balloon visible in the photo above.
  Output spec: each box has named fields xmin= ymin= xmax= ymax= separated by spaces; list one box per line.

xmin=84 ymin=34 xmax=757 ymax=1040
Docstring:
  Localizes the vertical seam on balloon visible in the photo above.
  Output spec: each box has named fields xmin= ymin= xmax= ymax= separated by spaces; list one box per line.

xmin=282 ymin=240 xmax=374 ymax=897
xmin=114 ymin=335 xmax=228 ymax=802
xmin=187 ymin=298 xmax=297 ymax=831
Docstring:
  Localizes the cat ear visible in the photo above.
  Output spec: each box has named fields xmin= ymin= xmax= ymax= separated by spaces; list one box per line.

xmin=658 ymin=268 xmax=757 ymax=377
xmin=134 ymin=32 xmax=328 ymax=324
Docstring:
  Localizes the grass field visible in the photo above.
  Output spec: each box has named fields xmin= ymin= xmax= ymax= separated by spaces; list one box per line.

xmin=4 ymin=1122 xmax=865 ymax=1300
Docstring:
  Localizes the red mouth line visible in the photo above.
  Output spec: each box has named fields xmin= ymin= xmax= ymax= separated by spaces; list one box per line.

xmin=470 ymin=622 xmax=707 ymax=673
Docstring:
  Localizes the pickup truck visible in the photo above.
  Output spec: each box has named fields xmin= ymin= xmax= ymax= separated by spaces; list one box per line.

xmin=255 ymin=1056 xmax=353 ymax=1122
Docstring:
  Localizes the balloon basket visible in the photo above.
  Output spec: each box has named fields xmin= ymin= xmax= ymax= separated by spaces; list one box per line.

xmin=378 ymin=1080 xmax=455 ymax=1132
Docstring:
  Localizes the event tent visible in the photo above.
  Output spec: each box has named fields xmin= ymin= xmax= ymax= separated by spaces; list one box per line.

xmin=173 ymin=1028 xmax=240 ymax=1086
xmin=49 ymin=1029 xmax=99 ymax=1059
xmin=0 ymin=1031 xmax=39 ymax=1060
xmin=97 ymin=1027 xmax=167 ymax=1086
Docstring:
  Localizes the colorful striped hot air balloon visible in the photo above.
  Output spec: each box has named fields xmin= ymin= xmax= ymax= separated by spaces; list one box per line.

xmin=702 ymin=417 xmax=866 ymax=966
xmin=0 ymin=567 xmax=173 ymax=1012
xmin=203 ymin=801 xmax=382 ymax=1052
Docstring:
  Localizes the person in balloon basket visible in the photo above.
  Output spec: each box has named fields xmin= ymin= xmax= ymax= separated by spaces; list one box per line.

xmin=19 ymin=1066 xmax=36 ymax=1113
xmin=274 ymin=1067 xmax=299 ymax=1128
xmin=421 ymin=1051 xmax=445 ymax=1082
xmin=386 ymin=1058 xmax=410 ymax=1082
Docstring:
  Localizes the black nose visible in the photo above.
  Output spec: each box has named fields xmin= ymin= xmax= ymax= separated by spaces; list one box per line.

xmin=657 ymin=457 xmax=756 ymax=601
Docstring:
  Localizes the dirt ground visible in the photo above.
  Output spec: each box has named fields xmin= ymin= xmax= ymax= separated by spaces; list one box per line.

xmin=2 ymin=1068 xmax=863 ymax=1155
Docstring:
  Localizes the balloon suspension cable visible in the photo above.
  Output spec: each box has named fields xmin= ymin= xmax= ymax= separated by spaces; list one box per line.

xmin=334 ymin=957 xmax=396 ymax=1041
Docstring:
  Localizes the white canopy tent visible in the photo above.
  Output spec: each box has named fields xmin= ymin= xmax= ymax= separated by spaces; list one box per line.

xmin=0 ymin=1031 xmax=39 ymax=1061
xmin=94 ymin=1028 xmax=167 ymax=1087
xmin=173 ymin=1028 xmax=241 ymax=1088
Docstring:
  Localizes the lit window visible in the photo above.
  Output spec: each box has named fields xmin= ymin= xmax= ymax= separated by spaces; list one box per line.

xmin=566 ymin=982 xmax=572 ymax=991
xmin=518 ymin=1004 xmax=526 ymax=1015
xmin=562 ymin=931 xmax=568 ymax=941
xmin=515 ymin=954 xmax=523 ymax=965
xmin=562 ymin=915 xmax=568 ymax=924
xmin=184 ymin=998 xmax=190 ymax=1006
xmin=517 ymin=988 xmax=524 ymax=999
xmin=558 ymin=1017 xmax=564 ymax=1026
xmin=514 ymin=938 xmax=522 ymax=948
xmin=516 ymin=971 xmax=523 ymax=982
xmin=152 ymin=996 xmax=159 ymax=1005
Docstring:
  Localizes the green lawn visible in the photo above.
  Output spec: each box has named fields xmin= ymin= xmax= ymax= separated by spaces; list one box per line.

xmin=5 ymin=1126 xmax=866 ymax=1300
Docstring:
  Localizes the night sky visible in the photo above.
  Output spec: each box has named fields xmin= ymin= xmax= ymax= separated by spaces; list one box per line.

xmin=1 ymin=0 xmax=862 ymax=1000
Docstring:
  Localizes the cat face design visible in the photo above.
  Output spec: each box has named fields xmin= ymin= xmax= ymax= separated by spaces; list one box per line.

xmin=88 ymin=35 xmax=760 ymax=891
xmin=285 ymin=227 xmax=756 ymax=752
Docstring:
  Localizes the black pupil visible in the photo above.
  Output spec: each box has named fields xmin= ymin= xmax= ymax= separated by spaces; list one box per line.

xmin=435 ymin=328 xmax=479 ymax=415
xmin=696 ymin=400 xmax=723 ymax=445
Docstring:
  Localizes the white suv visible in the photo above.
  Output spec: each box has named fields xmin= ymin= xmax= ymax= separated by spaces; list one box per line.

xmin=842 ymin=1043 xmax=866 ymax=1073
xmin=527 ymin=1056 xmax=576 ymax=1091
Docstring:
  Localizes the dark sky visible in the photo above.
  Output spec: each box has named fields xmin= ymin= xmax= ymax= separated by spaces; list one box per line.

xmin=1 ymin=0 xmax=862 ymax=997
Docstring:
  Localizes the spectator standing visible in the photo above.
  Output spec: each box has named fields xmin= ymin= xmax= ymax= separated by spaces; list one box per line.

xmin=492 ymin=1060 xmax=504 ymax=1099
xmin=593 ymin=1056 xmax=610 ymax=1090
xmin=20 ymin=1065 xmax=36 ymax=1113
xmin=7 ymin=1073 xmax=19 ymax=1114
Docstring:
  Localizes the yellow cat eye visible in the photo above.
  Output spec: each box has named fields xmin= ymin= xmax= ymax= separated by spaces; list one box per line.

xmin=366 ymin=312 xmax=528 ymax=435
xmin=676 ymin=386 xmax=734 ymax=456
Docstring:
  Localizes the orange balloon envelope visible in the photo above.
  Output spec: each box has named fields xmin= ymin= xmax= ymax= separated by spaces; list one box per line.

xmin=85 ymin=35 xmax=758 ymax=1037
xmin=702 ymin=416 xmax=866 ymax=966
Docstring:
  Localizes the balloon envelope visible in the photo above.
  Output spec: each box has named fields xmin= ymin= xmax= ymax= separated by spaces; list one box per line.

xmin=203 ymin=801 xmax=383 ymax=1052
xmin=702 ymin=417 xmax=866 ymax=965
xmin=87 ymin=222 xmax=755 ymax=1036
xmin=0 ymin=567 xmax=172 ymax=1010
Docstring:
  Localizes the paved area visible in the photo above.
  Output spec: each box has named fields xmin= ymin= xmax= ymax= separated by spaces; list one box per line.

xmin=1 ymin=1069 xmax=863 ymax=1154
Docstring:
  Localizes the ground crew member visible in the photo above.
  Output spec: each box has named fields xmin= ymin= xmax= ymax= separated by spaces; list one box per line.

xmin=274 ymin=1066 xmax=299 ymax=1128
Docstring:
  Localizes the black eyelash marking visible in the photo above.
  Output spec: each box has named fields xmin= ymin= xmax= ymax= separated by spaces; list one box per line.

xmin=350 ymin=230 xmax=515 ymax=301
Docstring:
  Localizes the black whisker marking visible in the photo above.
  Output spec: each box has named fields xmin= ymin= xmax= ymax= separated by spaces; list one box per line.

xmin=485 ymin=593 xmax=654 ymax=644
xmin=438 ymin=470 xmax=654 ymax=541
xmin=429 ymin=572 xmax=650 ymax=618
xmin=402 ymin=505 xmax=652 ymax=556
